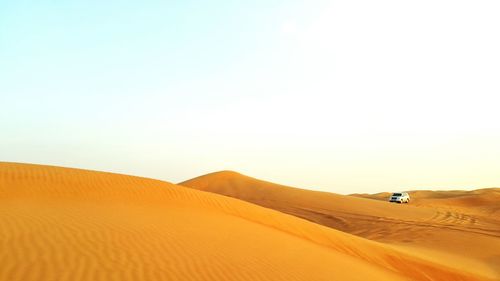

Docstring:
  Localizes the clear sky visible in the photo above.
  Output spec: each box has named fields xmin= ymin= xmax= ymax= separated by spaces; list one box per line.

xmin=1 ymin=1 xmax=499 ymax=194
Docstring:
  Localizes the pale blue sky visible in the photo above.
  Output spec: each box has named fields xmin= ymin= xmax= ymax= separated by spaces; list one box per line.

xmin=1 ymin=1 xmax=499 ymax=193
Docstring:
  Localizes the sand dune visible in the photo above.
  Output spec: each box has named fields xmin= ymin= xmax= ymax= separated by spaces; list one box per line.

xmin=1 ymin=163 xmax=494 ymax=281
xmin=181 ymin=171 xmax=500 ymax=280
xmin=353 ymin=188 xmax=500 ymax=213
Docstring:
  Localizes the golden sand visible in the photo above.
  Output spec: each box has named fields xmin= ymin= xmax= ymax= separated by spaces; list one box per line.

xmin=0 ymin=163 xmax=497 ymax=280
xmin=181 ymin=171 xmax=500 ymax=280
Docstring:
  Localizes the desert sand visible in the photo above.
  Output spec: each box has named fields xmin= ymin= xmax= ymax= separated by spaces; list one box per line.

xmin=0 ymin=163 xmax=497 ymax=281
xmin=181 ymin=171 xmax=500 ymax=280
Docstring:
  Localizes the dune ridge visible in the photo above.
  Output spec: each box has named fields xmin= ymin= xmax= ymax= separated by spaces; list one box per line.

xmin=181 ymin=170 xmax=500 ymax=280
xmin=0 ymin=163 xmax=496 ymax=280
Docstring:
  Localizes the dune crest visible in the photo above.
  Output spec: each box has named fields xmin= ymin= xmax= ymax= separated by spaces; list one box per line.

xmin=181 ymin=170 xmax=500 ymax=280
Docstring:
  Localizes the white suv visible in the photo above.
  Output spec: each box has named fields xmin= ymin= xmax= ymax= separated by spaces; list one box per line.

xmin=389 ymin=192 xmax=410 ymax=203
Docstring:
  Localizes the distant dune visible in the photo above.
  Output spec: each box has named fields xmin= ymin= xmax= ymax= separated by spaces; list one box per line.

xmin=0 ymin=163 xmax=497 ymax=281
xmin=181 ymin=171 xmax=500 ymax=280
xmin=352 ymin=188 xmax=500 ymax=213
